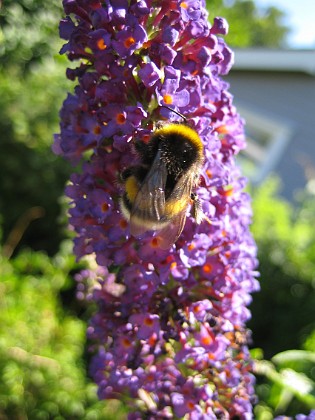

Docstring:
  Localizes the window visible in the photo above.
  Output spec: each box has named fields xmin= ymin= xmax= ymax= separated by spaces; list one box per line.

xmin=236 ymin=105 xmax=293 ymax=184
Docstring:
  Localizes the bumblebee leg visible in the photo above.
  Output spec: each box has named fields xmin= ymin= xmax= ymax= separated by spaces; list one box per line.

xmin=190 ymin=193 xmax=211 ymax=225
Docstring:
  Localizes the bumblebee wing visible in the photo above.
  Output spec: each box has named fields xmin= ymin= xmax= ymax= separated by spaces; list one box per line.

xmin=130 ymin=149 xmax=167 ymax=236
xmin=156 ymin=171 xmax=195 ymax=249
xmin=156 ymin=211 xmax=187 ymax=249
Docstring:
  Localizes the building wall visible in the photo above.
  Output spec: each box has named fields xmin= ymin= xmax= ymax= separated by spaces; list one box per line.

xmin=225 ymin=70 xmax=315 ymax=200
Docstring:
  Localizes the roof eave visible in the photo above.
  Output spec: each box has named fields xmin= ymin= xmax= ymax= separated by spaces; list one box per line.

xmin=231 ymin=48 xmax=315 ymax=76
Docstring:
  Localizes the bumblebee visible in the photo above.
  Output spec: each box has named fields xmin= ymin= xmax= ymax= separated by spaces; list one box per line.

xmin=120 ymin=113 xmax=207 ymax=249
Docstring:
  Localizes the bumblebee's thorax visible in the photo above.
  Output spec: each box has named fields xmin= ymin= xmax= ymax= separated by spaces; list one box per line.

xmin=159 ymin=135 xmax=198 ymax=179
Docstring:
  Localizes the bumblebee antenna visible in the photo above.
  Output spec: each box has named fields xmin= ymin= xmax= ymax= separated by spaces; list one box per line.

xmin=160 ymin=105 xmax=187 ymax=123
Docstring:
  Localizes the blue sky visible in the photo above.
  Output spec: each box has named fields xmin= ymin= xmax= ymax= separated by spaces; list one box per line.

xmin=255 ymin=0 xmax=315 ymax=48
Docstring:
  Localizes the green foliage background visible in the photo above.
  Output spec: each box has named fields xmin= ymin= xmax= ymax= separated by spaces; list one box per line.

xmin=0 ymin=243 xmax=124 ymax=419
xmin=0 ymin=0 xmax=313 ymax=419
xmin=250 ymin=180 xmax=315 ymax=418
xmin=206 ymin=0 xmax=290 ymax=47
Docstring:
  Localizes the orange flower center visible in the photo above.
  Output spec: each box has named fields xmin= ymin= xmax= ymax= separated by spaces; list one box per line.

xmin=101 ymin=203 xmax=109 ymax=212
xmin=163 ymin=94 xmax=173 ymax=105
xmin=144 ymin=317 xmax=154 ymax=327
xmin=96 ymin=38 xmax=107 ymax=50
xmin=124 ymin=36 xmax=136 ymax=48
xmin=119 ymin=219 xmax=128 ymax=229
xmin=116 ymin=113 xmax=126 ymax=124
xmin=151 ymin=237 xmax=160 ymax=248
xmin=203 ymin=263 xmax=213 ymax=274
xmin=93 ymin=125 xmax=101 ymax=135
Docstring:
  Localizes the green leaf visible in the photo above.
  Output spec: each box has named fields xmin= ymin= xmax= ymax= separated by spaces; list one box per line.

xmin=254 ymin=360 xmax=315 ymax=409
xmin=272 ymin=350 xmax=315 ymax=365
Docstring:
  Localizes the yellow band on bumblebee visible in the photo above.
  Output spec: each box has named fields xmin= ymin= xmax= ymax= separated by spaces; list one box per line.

xmin=164 ymin=196 xmax=189 ymax=218
xmin=125 ymin=175 xmax=139 ymax=202
xmin=154 ymin=124 xmax=203 ymax=152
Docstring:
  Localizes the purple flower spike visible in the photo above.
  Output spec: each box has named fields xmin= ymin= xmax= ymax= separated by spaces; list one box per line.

xmin=112 ymin=20 xmax=147 ymax=58
xmin=138 ymin=62 xmax=162 ymax=87
xmin=55 ymin=0 xmax=259 ymax=418
xmin=211 ymin=16 xmax=229 ymax=35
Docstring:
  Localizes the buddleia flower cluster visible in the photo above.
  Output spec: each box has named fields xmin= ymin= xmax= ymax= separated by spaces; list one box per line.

xmin=54 ymin=0 xmax=260 ymax=418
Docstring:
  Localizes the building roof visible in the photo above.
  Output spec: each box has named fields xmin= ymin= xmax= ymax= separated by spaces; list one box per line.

xmin=232 ymin=48 xmax=315 ymax=76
